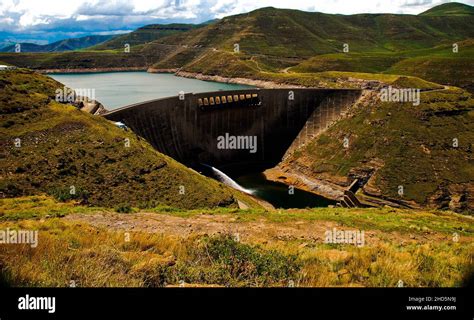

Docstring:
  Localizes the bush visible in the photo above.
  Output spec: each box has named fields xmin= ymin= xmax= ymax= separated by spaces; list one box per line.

xmin=48 ymin=187 xmax=89 ymax=203
xmin=2 ymin=120 xmax=15 ymax=128
xmin=203 ymin=235 xmax=300 ymax=285
xmin=144 ymin=234 xmax=301 ymax=287
xmin=115 ymin=204 xmax=133 ymax=213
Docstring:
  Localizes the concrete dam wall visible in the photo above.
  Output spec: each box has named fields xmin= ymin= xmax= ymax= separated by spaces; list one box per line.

xmin=103 ymin=89 xmax=362 ymax=171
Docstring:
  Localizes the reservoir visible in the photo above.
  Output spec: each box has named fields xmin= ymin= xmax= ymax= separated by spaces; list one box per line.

xmin=50 ymin=71 xmax=254 ymax=110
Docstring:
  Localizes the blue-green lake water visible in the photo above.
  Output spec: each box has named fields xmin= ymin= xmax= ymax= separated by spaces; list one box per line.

xmin=50 ymin=71 xmax=253 ymax=110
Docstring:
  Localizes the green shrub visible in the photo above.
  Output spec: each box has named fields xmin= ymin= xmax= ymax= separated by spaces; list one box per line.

xmin=49 ymin=187 xmax=89 ymax=203
xmin=144 ymin=234 xmax=301 ymax=287
xmin=204 ymin=235 xmax=300 ymax=284
xmin=115 ymin=204 xmax=133 ymax=213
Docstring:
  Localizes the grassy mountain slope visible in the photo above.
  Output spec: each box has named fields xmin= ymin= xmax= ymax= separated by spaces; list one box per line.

xmin=153 ymin=7 xmax=473 ymax=57
xmin=290 ymin=40 xmax=474 ymax=90
xmin=0 ymin=69 xmax=261 ymax=209
xmin=148 ymin=5 xmax=473 ymax=89
xmin=0 ymin=35 xmax=114 ymax=53
xmin=386 ymin=40 xmax=474 ymax=92
xmin=92 ymin=24 xmax=199 ymax=50
xmin=420 ymin=2 xmax=474 ymax=16
xmin=0 ymin=48 xmax=172 ymax=70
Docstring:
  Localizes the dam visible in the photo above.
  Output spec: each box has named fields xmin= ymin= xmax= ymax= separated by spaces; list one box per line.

xmin=103 ymin=88 xmax=362 ymax=173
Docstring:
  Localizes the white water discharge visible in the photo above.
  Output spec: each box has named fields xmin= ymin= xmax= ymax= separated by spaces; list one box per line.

xmin=206 ymin=165 xmax=254 ymax=194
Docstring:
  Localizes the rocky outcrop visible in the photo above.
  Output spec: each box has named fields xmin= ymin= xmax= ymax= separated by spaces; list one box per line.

xmin=427 ymin=184 xmax=473 ymax=213
xmin=147 ymin=68 xmax=179 ymax=73
xmin=71 ymin=95 xmax=108 ymax=115
xmin=264 ymin=166 xmax=346 ymax=200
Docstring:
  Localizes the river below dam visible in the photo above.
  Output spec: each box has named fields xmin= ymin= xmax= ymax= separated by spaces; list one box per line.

xmin=200 ymin=165 xmax=334 ymax=209
xmin=234 ymin=172 xmax=335 ymax=209
xmin=50 ymin=71 xmax=333 ymax=208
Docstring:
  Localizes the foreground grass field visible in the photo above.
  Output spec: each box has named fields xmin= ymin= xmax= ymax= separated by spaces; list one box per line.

xmin=0 ymin=196 xmax=472 ymax=287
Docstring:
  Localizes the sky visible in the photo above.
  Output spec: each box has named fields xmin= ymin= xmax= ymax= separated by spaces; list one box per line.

xmin=0 ymin=0 xmax=473 ymax=44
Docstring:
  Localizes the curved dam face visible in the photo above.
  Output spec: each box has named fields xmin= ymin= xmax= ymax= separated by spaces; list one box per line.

xmin=103 ymin=89 xmax=361 ymax=171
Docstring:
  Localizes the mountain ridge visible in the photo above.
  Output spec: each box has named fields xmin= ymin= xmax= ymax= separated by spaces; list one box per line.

xmin=0 ymin=35 xmax=115 ymax=53
xmin=420 ymin=2 xmax=474 ymax=16
xmin=92 ymin=23 xmax=204 ymax=50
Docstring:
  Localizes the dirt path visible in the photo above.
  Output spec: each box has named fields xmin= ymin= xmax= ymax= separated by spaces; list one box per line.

xmin=64 ymin=211 xmax=455 ymax=245
xmin=250 ymin=56 xmax=262 ymax=72
xmin=65 ymin=211 xmax=336 ymax=243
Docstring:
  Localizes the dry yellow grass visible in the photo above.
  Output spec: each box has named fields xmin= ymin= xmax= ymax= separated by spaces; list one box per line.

xmin=0 ymin=196 xmax=472 ymax=287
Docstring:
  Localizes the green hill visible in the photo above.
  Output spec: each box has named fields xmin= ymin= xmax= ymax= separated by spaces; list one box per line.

xmin=420 ymin=2 xmax=474 ymax=16
xmin=290 ymin=40 xmax=474 ymax=90
xmin=149 ymin=5 xmax=473 ymax=89
xmin=92 ymin=23 xmax=201 ymax=50
xmin=154 ymin=6 xmax=472 ymax=55
xmin=0 ymin=69 xmax=261 ymax=209
xmin=0 ymin=49 xmax=172 ymax=70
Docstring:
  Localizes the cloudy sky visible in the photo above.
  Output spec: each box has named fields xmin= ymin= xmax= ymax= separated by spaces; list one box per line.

xmin=0 ymin=0 xmax=472 ymax=44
